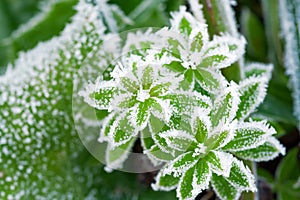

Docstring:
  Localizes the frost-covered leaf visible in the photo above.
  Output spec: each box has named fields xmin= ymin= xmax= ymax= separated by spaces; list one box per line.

xmin=244 ymin=63 xmax=273 ymax=79
xmin=222 ymin=121 xmax=276 ymax=152
xmin=194 ymin=68 xmax=226 ymax=93
xmin=106 ymin=137 xmax=136 ymax=169
xmin=160 ymin=91 xmax=211 ymax=116
xmin=152 ymin=171 xmax=180 ymax=191
xmin=205 ymin=151 xmax=233 ymax=177
xmin=225 ymin=159 xmax=256 ymax=191
xmin=210 ymin=82 xmax=240 ymax=127
xmin=162 ymin=151 xmax=198 ymax=177
xmin=192 ymin=110 xmax=211 ymax=143
xmin=193 ymin=161 xmax=211 ymax=193
xmin=109 ymin=110 xmax=138 ymax=146
xmin=198 ymin=34 xmax=246 ymax=69
xmin=234 ymin=136 xmax=285 ymax=162
xmin=159 ymin=129 xmax=197 ymax=152
xmin=235 ymin=75 xmax=268 ymax=120
xmin=176 ymin=166 xmax=196 ymax=200
xmin=212 ymin=173 xmax=241 ymax=200
xmin=120 ymin=77 xmax=139 ymax=93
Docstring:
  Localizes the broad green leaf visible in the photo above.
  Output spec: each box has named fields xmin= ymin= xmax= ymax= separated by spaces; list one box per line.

xmin=99 ymin=113 xmax=118 ymax=141
xmin=244 ymin=63 xmax=273 ymax=78
xmin=235 ymin=76 xmax=268 ymax=120
xmin=205 ymin=151 xmax=233 ymax=177
xmin=142 ymin=66 xmax=154 ymax=89
xmin=225 ymin=159 xmax=256 ymax=191
xmin=110 ymin=111 xmax=138 ymax=146
xmin=120 ymin=77 xmax=139 ymax=93
xmin=222 ymin=121 xmax=276 ymax=152
xmin=152 ymin=171 xmax=180 ymax=191
xmin=176 ymin=166 xmax=195 ymax=200
xmin=106 ymin=137 xmax=136 ymax=169
xmin=211 ymin=173 xmax=241 ymax=200
xmin=118 ymin=95 xmax=138 ymax=109
xmin=234 ymin=136 xmax=285 ymax=162
xmin=210 ymin=83 xmax=239 ymax=127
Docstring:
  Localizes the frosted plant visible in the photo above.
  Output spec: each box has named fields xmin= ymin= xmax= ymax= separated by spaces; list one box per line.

xmin=156 ymin=4 xmax=246 ymax=93
xmin=151 ymin=70 xmax=285 ymax=200
xmin=79 ymin=51 xmax=211 ymax=169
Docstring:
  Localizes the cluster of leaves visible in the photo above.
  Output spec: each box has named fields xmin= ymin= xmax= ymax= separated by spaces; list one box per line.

xmin=79 ymin=1 xmax=285 ymax=200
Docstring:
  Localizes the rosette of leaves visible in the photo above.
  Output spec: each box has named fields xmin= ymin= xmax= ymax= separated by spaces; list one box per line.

xmin=156 ymin=4 xmax=246 ymax=93
xmin=150 ymin=68 xmax=286 ymax=200
xmin=79 ymin=51 xmax=211 ymax=169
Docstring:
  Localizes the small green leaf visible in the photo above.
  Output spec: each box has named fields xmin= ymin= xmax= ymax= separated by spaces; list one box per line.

xmin=205 ymin=151 xmax=233 ymax=176
xmin=110 ymin=111 xmax=137 ymax=146
xmin=194 ymin=117 xmax=209 ymax=143
xmin=225 ymin=159 xmax=256 ymax=191
xmin=212 ymin=173 xmax=240 ymax=200
xmin=150 ymin=82 xmax=172 ymax=97
xmin=164 ymin=61 xmax=186 ymax=73
xmin=194 ymin=161 xmax=211 ymax=189
xmin=118 ymin=96 xmax=138 ymax=109
xmin=176 ymin=166 xmax=195 ymax=200
xmin=179 ymin=17 xmax=193 ymax=36
xmin=194 ymin=69 xmax=222 ymax=93
xmin=190 ymin=31 xmax=204 ymax=52
xmin=106 ymin=137 xmax=136 ymax=169
xmin=142 ymin=66 xmax=154 ymax=89
xmin=147 ymin=145 xmax=175 ymax=162
xmin=135 ymin=100 xmax=151 ymax=128
xmin=197 ymin=54 xmax=227 ymax=68
xmin=89 ymin=87 xmax=116 ymax=109
xmin=205 ymin=130 xmax=232 ymax=150
xmin=152 ymin=171 xmax=180 ymax=191
xmin=179 ymin=69 xmax=194 ymax=91
xmin=120 ymin=77 xmax=139 ymax=93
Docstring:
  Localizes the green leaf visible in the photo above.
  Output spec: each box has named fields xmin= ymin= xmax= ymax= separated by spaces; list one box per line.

xmin=225 ymin=159 xmax=256 ymax=191
xmin=159 ymin=129 xmax=197 ymax=152
xmin=160 ymin=92 xmax=210 ymax=115
xmin=235 ymin=76 xmax=267 ymax=120
xmin=276 ymin=147 xmax=300 ymax=183
xmin=194 ymin=161 xmax=211 ymax=190
xmin=150 ymin=82 xmax=172 ymax=97
xmin=210 ymin=83 xmax=239 ymax=127
xmin=190 ymin=31 xmax=205 ymax=52
xmin=120 ymin=77 xmax=139 ymax=93
xmin=106 ymin=137 xmax=136 ymax=169
xmin=147 ymin=145 xmax=175 ymax=162
xmin=162 ymin=151 xmax=198 ymax=177
xmin=234 ymin=136 xmax=285 ymax=162
xmin=89 ymin=86 xmax=117 ymax=110
xmin=176 ymin=166 xmax=195 ymax=200
xmin=110 ymin=111 xmax=138 ymax=146
xmin=197 ymin=54 xmax=227 ymax=68
xmin=164 ymin=61 xmax=186 ymax=73
xmin=205 ymin=129 xmax=232 ymax=150
xmin=194 ymin=68 xmax=222 ymax=93
xmin=118 ymin=95 xmax=138 ymax=109
xmin=194 ymin=116 xmax=210 ymax=143
xmin=223 ymin=121 xmax=276 ymax=152
xmin=152 ymin=171 xmax=180 ymax=191
xmin=179 ymin=17 xmax=193 ymax=36
xmin=135 ymin=100 xmax=152 ymax=128
xmin=212 ymin=173 xmax=241 ymax=200
xmin=142 ymin=66 xmax=154 ymax=89
xmin=205 ymin=151 xmax=233 ymax=176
